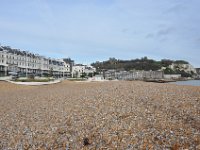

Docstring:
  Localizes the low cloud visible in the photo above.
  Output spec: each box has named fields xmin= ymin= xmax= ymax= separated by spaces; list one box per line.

xmin=164 ymin=4 xmax=185 ymax=14
xmin=121 ymin=28 xmax=129 ymax=33
xmin=157 ymin=27 xmax=175 ymax=36
xmin=145 ymin=33 xmax=154 ymax=39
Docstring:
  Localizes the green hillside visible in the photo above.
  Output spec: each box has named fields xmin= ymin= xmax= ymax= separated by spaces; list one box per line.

xmin=91 ymin=57 xmax=192 ymax=77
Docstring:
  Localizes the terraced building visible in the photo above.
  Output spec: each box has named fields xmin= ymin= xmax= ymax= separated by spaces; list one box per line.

xmin=0 ymin=46 xmax=70 ymax=77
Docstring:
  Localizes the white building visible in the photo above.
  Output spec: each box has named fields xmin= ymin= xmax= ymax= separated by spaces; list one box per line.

xmin=72 ymin=64 xmax=96 ymax=78
xmin=84 ymin=65 xmax=96 ymax=75
xmin=0 ymin=46 xmax=70 ymax=77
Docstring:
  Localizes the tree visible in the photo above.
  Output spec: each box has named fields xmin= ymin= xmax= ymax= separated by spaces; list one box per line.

xmin=81 ymin=72 xmax=86 ymax=78
xmin=91 ymin=57 xmax=192 ymax=75
xmin=176 ymin=70 xmax=192 ymax=77
xmin=161 ymin=59 xmax=174 ymax=67
xmin=163 ymin=67 xmax=175 ymax=74
xmin=174 ymin=60 xmax=189 ymax=64
xmin=49 ymin=68 xmax=53 ymax=77
xmin=88 ymin=72 xmax=93 ymax=77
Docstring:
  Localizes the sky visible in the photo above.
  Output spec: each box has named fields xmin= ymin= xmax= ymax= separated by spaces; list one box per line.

xmin=0 ymin=0 xmax=200 ymax=67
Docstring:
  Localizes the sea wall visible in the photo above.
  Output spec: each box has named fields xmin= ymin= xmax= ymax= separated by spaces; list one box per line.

xmin=164 ymin=74 xmax=181 ymax=79
xmin=105 ymin=70 xmax=164 ymax=80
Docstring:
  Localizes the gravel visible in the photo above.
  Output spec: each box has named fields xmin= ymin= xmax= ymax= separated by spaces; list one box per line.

xmin=0 ymin=80 xmax=200 ymax=149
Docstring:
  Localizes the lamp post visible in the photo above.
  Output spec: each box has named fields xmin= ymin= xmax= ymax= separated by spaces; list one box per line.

xmin=63 ymin=65 xmax=64 ymax=79
xmin=81 ymin=69 xmax=83 ymax=79
xmin=26 ymin=52 xmax=28 ymax=77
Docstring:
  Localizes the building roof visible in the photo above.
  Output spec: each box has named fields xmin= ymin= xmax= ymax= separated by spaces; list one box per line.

xmin=1 ymin=46 xmax=39 ymax=58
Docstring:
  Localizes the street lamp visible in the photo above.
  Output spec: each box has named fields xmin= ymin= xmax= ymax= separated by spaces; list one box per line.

xmin=63 ymin=64 xmax=64 ymax=79
xmin=26 ymin=52 xmax=28 ymax=77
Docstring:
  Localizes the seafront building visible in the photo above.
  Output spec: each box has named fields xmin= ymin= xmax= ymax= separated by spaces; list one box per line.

xmin=0 ymin=46 xmax=70 ymax=77
xmin=72 ymin=64 xmax=96 ymax=78
xmin=63 ymin=58 xmax=75 ymax=76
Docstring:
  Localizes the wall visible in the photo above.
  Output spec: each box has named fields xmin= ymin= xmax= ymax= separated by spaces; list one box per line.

xmin=105 ymin=70 xmax=164 ymax=80
xmin=164 ymin=74 xmax=181 ymax=79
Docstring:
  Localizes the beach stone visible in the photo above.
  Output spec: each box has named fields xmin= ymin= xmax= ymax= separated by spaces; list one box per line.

xmin=0 ymin=80 xmax=200 ymax=149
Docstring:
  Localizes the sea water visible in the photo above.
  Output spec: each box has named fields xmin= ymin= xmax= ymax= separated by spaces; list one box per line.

xmin=169 ymin=80 xmax=200 ymax=86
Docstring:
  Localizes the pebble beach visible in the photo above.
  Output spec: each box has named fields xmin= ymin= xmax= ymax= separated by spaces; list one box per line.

xmin=0 ymin=80 xmax=200 ymax=149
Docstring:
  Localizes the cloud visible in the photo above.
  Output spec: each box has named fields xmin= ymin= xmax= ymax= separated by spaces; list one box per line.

xmin=157 ymin=27 xmax=175 ymax=36
xmin=145 ymin=27 xmax=174 ymax=42
xmin=145 ymin=33 xmax=154 ymax=39
xmin=121 ymin=28 xmax=129 ymax=33
xmin=196 ymin=38 xmax=200 ymax=42
xmin=164 ymin=4 xmax=185 ymax=14
xmin=0 ymin=0 xmax=200 ymax=67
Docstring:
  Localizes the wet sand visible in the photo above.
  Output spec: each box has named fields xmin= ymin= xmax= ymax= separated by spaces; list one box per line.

xmin=0 ymin=80 xmax=200 ymax=149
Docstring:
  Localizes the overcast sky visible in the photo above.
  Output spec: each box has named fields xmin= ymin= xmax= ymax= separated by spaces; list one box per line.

xmin=0 ymin=0 xmax=200 ymax=67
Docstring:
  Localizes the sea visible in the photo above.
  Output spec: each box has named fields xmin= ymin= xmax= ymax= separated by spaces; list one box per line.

xmin=169 ymin=80 xmax=200 ymax=86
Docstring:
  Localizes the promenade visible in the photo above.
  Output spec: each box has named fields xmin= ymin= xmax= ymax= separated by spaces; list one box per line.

xmin=0 ymin=81 xmax=200 ymax=149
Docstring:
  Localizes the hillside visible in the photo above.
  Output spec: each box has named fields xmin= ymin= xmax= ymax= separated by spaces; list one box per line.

xmin=91 ymin=57 xmax=195 ymax=77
